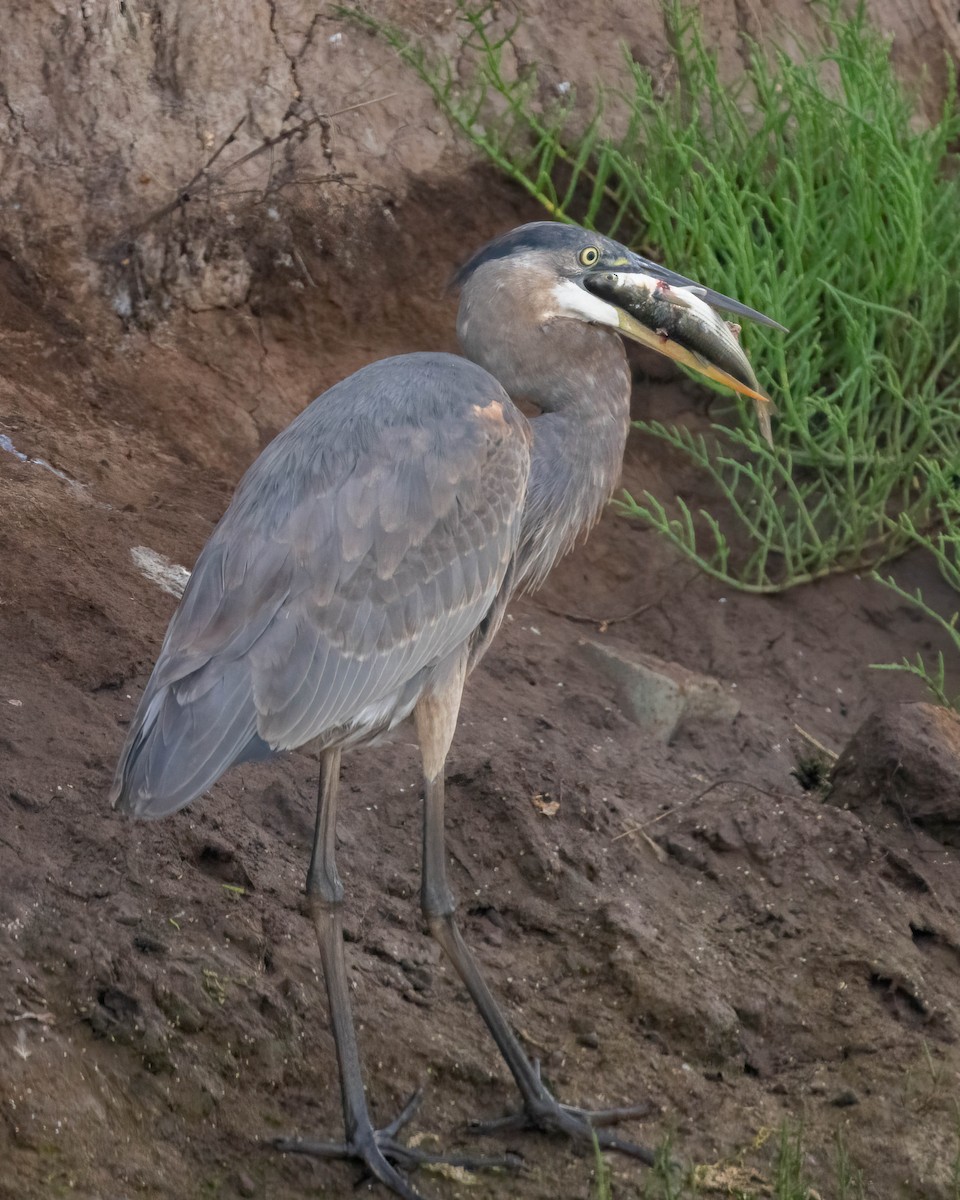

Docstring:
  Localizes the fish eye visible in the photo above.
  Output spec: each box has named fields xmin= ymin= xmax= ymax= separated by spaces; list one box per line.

xmin=578 ymin=246 xmax=601 ymax=267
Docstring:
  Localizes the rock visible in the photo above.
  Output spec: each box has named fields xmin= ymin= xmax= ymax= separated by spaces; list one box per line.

xmin=234 ymin=1172 xmax=257 ymax=1198
xmin=578 ymin=639 xmax=739 ymax=741
xmin=154 ymin=985 xmax=207 ymax=1035
xmin=827 ymin=703 xmax=960 ymax=846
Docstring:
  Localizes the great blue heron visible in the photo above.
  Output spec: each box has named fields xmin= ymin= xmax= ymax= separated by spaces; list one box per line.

xmin=111 ymin=222 xmax=781 ymax=1199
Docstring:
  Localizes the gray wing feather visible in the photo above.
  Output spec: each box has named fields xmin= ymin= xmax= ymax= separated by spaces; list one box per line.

xmin=112 ymin=353 xmax=530 ymax=818
xmin=118 ymin=661 xmax=266 ymax=818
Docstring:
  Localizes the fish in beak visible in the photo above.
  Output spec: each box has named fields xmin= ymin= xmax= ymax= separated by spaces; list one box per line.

xmin=585 ymin=270 xmax=778 ymax=446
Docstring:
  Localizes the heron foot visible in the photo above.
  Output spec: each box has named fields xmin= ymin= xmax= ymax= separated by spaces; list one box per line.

xmin=273 ymin=1090 xmax=522 ymax=1200
xmin=469 ymin=1071 xmax=657 ymax=1165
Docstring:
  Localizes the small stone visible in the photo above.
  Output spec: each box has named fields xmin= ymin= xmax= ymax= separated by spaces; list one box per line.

xmin=576 ymin=1030 xmax=600 ymax=1049
xmin=831 ymin=1089 xmax=860 ymax=1108
xmin=235 ymin=1171 xmax=257 ymax=1197
xmin=402 ymin=964 xmax=432 ymax=992
xmin=578 ymin=640 xmax=739 ymax=741
xmin=403 ymin=989 xmax=433 ymax=1009
xmin=133 ymin=933 xmax=168 ymax=955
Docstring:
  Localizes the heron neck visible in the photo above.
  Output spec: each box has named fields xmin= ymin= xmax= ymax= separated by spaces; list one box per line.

xmin=457 ymin=284 xmax=632 ymax=589
xmin=516 ymin=347 xmax=631 ymax=591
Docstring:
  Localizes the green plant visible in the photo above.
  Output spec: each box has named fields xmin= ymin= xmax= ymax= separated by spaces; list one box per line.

xmin=772 ymin=1123 xmax=816 ymax=1199
xmin=872 ymin=458 xmax=960 ymax=707
xmin=349 ymin=0 xmax=960 ymax=593
xmin=642 ymin=1136 xmax=687 ymax=1200
xmin=589 ymin=1129 xmax=688 ymax=1199
xmin=834 ymin=1128 xmax=866 ymax=1200
xmin=591 ymin=1129 xmax=614 ymax=1200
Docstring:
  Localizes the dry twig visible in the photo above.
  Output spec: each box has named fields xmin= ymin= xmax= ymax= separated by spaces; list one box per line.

xmin=127 ymin=93 xmax=397 ymax=238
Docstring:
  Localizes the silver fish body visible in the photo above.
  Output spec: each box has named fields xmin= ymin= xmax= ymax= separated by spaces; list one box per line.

xmin=583 ymin=269 xmax=775 ymax=444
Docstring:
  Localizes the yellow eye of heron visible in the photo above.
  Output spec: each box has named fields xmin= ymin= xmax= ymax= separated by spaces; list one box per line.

xmin=578 ymin=246 xmax=601 ymax=267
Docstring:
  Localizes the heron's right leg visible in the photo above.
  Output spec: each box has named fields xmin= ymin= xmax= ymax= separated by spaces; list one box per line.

xmin=273 ymin=748 xmax=517 ymax=1200
xmin=416 ymin=673 xmax=655 ymax=1165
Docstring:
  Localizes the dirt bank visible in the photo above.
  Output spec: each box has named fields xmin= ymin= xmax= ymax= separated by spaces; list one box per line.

xmin=3 ymin=3 xmax=960 ymax=1198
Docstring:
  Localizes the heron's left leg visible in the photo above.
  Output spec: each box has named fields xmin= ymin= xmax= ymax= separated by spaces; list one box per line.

xmin=415 ymin=665 xmax=656 ymax=1165
xmin=273 ymin=748 xmax=517 ymax=1200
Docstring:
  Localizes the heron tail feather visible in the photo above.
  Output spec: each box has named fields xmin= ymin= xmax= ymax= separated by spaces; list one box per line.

xmin=110 ymin=662 xmax=271 ymax=818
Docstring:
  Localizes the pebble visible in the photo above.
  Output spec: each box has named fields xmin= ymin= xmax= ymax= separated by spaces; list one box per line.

xmin=235 ymin=1172 xmax=257 ymax=1197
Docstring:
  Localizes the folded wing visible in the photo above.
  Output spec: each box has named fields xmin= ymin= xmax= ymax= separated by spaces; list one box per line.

xmin=111 ymin=353 xmax=530 ymax=817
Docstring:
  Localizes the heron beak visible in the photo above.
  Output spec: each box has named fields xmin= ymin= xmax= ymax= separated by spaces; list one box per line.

xmin=585 ymin=268 xmax=778 ymax=446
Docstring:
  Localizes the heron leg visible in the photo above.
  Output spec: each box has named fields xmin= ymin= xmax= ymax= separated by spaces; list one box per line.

xmin=416 ymin=672 xmax=656 ymax=1166
xmin=273 ymin=747 xmax=519 ymax=1200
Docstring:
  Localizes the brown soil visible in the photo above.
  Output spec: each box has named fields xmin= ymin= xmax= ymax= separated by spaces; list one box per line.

xmin=3 ymin=172 xmax=960 ymax=1200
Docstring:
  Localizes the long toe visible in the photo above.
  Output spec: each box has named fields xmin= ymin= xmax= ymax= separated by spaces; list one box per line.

xmin=559 ymin=1111 xmax=656 ymax=1165
xmin=273 ymin=1101 xmax=521 ymax=1200
xmin=357 ymin=1138 xmax=431 ymax=1200
xmin=469 ymin=1091 xmax=657 ymax=1167
xmin=274 ymin=1132 xmax=428 ymax=1200
xmin=561 ymin=1100 xmax=657 ymax=1128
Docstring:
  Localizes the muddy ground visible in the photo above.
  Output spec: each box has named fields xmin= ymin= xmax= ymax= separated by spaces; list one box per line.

xmin=2 ymin=165 xmax=960 ymax=1200
xmin=4 ymin=0 xmax=960 ymax=1189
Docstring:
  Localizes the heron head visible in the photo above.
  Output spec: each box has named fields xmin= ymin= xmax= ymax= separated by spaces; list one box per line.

xmin=453 ymin=221 xmax=783 ymax=414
